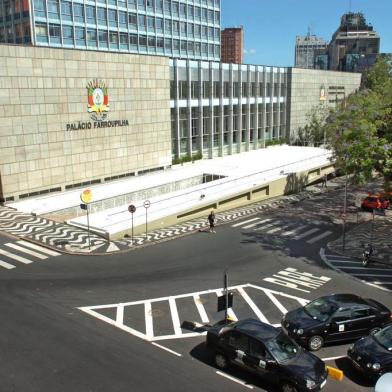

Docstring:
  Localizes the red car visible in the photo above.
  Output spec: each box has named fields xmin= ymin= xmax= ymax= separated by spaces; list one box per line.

xmin=361 ymin=195 xmax=389 ymax=211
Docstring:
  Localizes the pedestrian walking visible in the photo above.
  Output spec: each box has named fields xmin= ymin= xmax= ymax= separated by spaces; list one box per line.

xmin=322 ymin=174 xmax=327 ymax=188
xmin=207 ymin=210 xmax=216 ymax=233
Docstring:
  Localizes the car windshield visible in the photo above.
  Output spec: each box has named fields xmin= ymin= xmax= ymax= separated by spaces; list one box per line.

xmin=374 ymin=325 xmax=392 ymax=351
xmin=265 ymin=332 xmax=300 ymax=363
xmin=304 ymin=298 xmax=337 ymax=322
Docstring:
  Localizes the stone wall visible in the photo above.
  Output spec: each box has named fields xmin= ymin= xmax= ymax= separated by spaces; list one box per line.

xmin=0 ymin=44 xmax=171 ymax=202
xmin=288 ymin=68 xmax=362 ymax=140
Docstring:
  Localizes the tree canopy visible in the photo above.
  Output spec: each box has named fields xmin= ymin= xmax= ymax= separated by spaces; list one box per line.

xmin=325 ymin=56 xmax=392 ymax=191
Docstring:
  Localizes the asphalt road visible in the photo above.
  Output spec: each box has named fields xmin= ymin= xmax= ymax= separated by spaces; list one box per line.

xmin=0 ymin=189 xmax=391 ymax=392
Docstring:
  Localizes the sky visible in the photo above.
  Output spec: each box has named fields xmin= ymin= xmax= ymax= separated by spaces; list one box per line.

xmin=221 ymin=0 xmax=392 ymax=67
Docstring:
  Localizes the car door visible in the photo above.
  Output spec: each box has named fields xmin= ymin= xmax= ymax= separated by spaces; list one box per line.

xmin=327 ymin=308 xmax=354 ymax=341
xmin=243 ymin=338 xmax=270 ymax=378
xmin=350 ymin=307 xmax=377 ymax=336
xmin=223 ymin=330 xmax=249 ymax=368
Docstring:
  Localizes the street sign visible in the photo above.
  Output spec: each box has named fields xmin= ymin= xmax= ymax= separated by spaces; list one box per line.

xmin=217 ymin=292 xmax=233 ymax=312
xmin=80 ymin=203 xmax=87 ymax=210
xmin=80 ymin=188 xmax=92 ymax=204
xmin=128 ymin=204 xmax=136 ymax=213
xmin=143 ymin=200 xmax=151 ymax=209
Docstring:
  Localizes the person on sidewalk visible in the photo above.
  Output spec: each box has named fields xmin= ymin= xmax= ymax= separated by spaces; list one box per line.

xmin=321 ymin=174 xmax=327 ymax=188
xmin=207 ymin=210 xmax=216 ymax=233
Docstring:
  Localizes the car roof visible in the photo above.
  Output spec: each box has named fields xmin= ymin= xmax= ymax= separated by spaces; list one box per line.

xmin=324 ymin=294 xmax=368 ymax=307
xmin=232 ymin=318 xmax=280 ymax=341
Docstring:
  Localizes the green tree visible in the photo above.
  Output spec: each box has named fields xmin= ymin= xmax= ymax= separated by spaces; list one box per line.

xmin=325 ymin=56 xmax=392 ymax=191
xmin=295 ymin=104 xmax=330 ymax=146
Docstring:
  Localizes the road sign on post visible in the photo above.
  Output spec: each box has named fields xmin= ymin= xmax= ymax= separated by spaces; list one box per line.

xmin=80 ymin=189 xmax=93 ymax=249
xmin=143 ymin=200 xmax=150 ymax=239
xmin=128 ymin=204 xmax=136 ymax=244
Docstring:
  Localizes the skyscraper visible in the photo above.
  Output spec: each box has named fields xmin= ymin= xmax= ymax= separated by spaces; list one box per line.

xmin=0 ymin=0 xmax=221 ymax=61
xmin=294 ymin=33 xmax=328 ymax=69
xmin=221 ymin=26 xmax=243 ymax=64
xmin=328 ymin=12 xmax=380 ymax=72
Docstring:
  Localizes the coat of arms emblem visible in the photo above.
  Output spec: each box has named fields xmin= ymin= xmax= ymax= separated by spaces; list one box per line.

xmin=87 ymin=79 xmax=109 ymax=121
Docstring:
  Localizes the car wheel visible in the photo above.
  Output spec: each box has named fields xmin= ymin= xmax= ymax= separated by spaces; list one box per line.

xmin=214 ymin=353 xmax=228 ymax=370
xmin=370 ymin=327 xmax=381 ymax=335
xmin=308 ymin=335 xmax=324 ymax=351
xmin=281 ymin=381 xmax=299 ymax=392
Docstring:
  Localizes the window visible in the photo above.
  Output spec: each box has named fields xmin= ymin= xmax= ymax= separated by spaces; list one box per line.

xmin=147 ymin=0 xmax=154 ymax=9
xmin=249 ymin=339 xmax=266 ymax=359
xmin=97 ymin=8 xmax=107 ymax=23
xmin=138 ymin=0 xmax=146 ymax=8
xmin=49 ymin=24 xmax=60 ymax=38
xmin=86 ymin=6 xmax=95 ymax=22
xmin=156 ymin=37 xmax=163 ymax=49
xmin=129 ymin=33 xmax=137 ymax=47
xmin=352 ymin=309 xmax=369 ymax=319
xmin=180 ymin=22 xmax=186 ymax=35
xmin=332 ymin=309 xmax=352 ymax=323
xmin=138 ymin=14 xmax=146 ymax=27
xmin=147 ymin=16 xmax=155 ymax=30
xmin=119 ymin=11 xmax=127 ymax=26
xmin=87 ymin=29 xmax=97 ymax=42
xmin=129 ymin=13 xmax=137 ymax=27
xmin=155 ymin=0 xmax=163 ymax=13
xmin=139 ymin=35 xmax=147 ymax=47
xmin=73 ymin=3 xmax=84 ymax=18
xmin=109 ymin=31 xmax=118 ymax=45
xmin=164 ymin=0 xmax=171 ymax=14
xmin=148 ymin=36 xmax=155 ymax=47
xmin=156 ymin=18 xmax=163 ymax=31
xmin=48 ymin=0 xmax=59 ymax=16
xmin=34 ymin=0 xmax=45 ymax=12
xmin=179 ymin=3 xmax=186 ymax=17
xmin=35 ymin=22 xmax=48 ymax=37
xmin=75 ymin=27 xmax=85 ymax=40
xmin=62 ymin=25 xmax=73 ymax=39
xmin=226 ymin=331 xmax=248 ymax=352
xmin=98 ymin=30 xmax=108 ymax=43
xmin=60 ymin=2 xmax=72 ymax=16
xmin=108 ymin=9 xmax=117 ymax=25
xmin=172 ymin=1 xmax=179 ymax=15
xmin=165 ymin=20 xmax=172 ymax=33
xmin=172 ymin=21 xmax=179 ymax=34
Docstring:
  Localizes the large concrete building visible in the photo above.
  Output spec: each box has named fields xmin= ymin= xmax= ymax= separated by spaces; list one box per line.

xmin=0 ymin=44 xmax=361 ymax=203
xmin=294 ymin=34 xmax=328 ymax=69
xmin=328 ymin=12 xmax=380 ymax=72
xmin=0 ymin=0 xmax=221 ymax=61
xmin=221 ymin=26 xmax=243 ymax=64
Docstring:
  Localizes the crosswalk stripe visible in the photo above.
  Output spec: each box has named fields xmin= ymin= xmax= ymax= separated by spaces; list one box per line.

xmin=0 ymin=249 xmax=33 ymax=264
xmin=280 ymin=224 xmax=306 ymax=237
xmin=231 ymin=217 xmax=261 ymax=227
xmin=0 ymin=259 xmax=16 ymax=269
xmin=306 ymin=231 xmax=333 ymax=244
xmin=193 ymin=294 xmax=209 ymax=323
xmin=265 ymin=226 xmax=285 ymax=234
xmin=237 ymin=287 xmax=269 ymax=324
xmin=16 ymin=240 xmax=61 ymax=256
xmin=242 ymin=219 xmax=271 ymax=229
xmin=293 ymin=228 xmax=319 ymax=240
xmin=263 ymin=290 xmax=287 ymax=314
xmin=253 ymin=222 xmax=276 ymax=231
xmin=5 ymin=243 xmax=48 ymax=259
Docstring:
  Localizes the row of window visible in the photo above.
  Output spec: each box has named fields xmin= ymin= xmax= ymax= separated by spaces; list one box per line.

xmin=171 ymin=81 xmax=287 ymax=100
xmin=35 ymin=23 xmax=220 ymax=56
xmin=34 ymin=1 xmax=220 ymax=25
xmin=0 ymin=0 xmax=29 ymax=23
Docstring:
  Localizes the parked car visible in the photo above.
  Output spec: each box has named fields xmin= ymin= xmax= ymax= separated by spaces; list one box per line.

xmin=380 ymin=191 xmax=392 ymax=203
xmin=347 ymin=324 xmax=392 ymax=380
xmin=361 ymin=195 xmax=389 ymax=211
xmin=206 ymin=318 xmax=328 ymax=392
xmin=281 ymin=294 xmax=391 ymax=351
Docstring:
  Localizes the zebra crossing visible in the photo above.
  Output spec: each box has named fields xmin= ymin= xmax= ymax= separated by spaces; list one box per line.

xmin=79 ymin=283 xmax=309 ymax=342
xmin=321 ymin=249 xmax=392 ymax=292
xmin=231 ymin=217 xmax=334 ymax=244
xmin=0 ymin=240 xmax=61 ymax=270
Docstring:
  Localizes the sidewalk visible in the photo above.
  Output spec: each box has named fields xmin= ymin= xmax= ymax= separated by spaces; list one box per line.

xmin=328 ymin=212 xmax=392 ymax=265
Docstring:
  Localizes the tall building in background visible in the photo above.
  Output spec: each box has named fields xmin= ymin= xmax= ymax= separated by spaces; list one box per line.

xmin=328 ymin=12 xmax=380 ymax=72
xmin=0 ymin=0 xmax=221 ymax=61
xmin=221 ymin=26 xmax=243 ymax=64
xmin=294 ymin=33 xmax=328 ymax=69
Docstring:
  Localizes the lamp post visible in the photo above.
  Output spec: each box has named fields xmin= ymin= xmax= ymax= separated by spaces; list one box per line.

xmin=342 ymin=171 xmax=348 ymax=251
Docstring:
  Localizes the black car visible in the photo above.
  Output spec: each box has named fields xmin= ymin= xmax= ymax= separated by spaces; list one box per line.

xmin=281 ymin=294 xmax=391 ymax=351
xmin=347 ymin=324 xmax=392 ymax=380
xmin=206 ymin=318 xmax=328 ymax=392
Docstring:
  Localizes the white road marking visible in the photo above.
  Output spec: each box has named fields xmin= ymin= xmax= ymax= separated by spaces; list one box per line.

xmin=216 ymin=371 xmax=254 ymax=389
xmin=263 ymin=290 xmax=288 ymax=314
xmin=145 ymin=302 xmax=154 ymax=339
xmin=242 ymin=218 xmax=271 ymax=229
xmin=16 ymin=240 xmax=61 ymax=256
xmin=253 ymin=222 xmax=276 ymax=231
xmin=353 ymin=273 xmax=392 ymax=277
xmin=0 ymin=249 xmax=32 ymax=264
xmin=339 ymin=267 xmax=392 ymax=271
xmin=193 ymin=294 xmax=209 ymax=323
xmin=265 ymin=226 xmax=284 ymax=234
xmin=151 ymin=342 xmax=182 ymax=357
xmin=293 ymin=228 xmax=319 ymax=240
xmin=116 ymin=304 xmax=124 ymax=326
xmin=329 ymin=260 xmax=361 ymax=264
xmin=280 ymin=224 xmax=306 ymax=237
xmin=169 ymin=297 xmax=182 ymax=336
xmin=0 ymin=259 xmax=16 ymax=269
xmin=306 ymin=231 xmax=333 ymax=244
xmin=231 ymin=217 xmax=260 ymax=227
xmin=237 ymin=287 xmax=269 ymax=324
xmin=5 ymin=243 xmax=48 ymax=259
